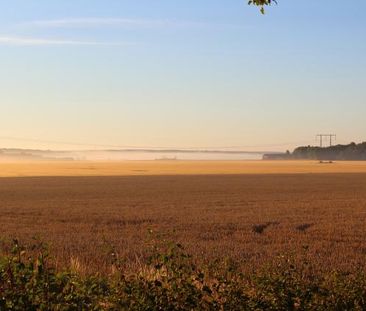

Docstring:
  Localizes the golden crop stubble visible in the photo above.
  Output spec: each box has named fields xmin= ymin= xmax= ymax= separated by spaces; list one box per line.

xmin=0 ymin=172 xmax=366 ymax=274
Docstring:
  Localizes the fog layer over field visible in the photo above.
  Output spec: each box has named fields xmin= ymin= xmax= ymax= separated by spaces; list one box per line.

xmin=0 ymin=148 xmax=264 ymax=161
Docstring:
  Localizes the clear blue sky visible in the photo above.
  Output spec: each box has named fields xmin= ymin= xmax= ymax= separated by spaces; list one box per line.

xmin=0 ymin=0 xmax=365 ymax=151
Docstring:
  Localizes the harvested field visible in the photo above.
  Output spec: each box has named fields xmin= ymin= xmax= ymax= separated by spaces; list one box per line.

xmin=1 ymin=168 xmax=366 ymax=275
xmin=2 ymin=160 xmax=366 ymax=177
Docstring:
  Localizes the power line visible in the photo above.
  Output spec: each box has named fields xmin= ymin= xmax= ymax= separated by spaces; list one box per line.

xmin=0 ymin=135 xmax=313 ymax=151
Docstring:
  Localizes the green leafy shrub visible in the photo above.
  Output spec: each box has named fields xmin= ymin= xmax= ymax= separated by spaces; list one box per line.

xmin=1 ymin=239 xmax=366 ymax=310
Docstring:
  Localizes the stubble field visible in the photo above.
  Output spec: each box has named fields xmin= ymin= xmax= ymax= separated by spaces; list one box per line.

xmin=1 ymin=161 xmax=366 ymax=275
xmin=2 ymin=159 xmax=366 ymax=177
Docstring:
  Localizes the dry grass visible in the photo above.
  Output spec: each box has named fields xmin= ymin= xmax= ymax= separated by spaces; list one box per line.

xmin=1 ymin=169 xmax=366 ymax=275
xmin=2 ymin=160 xmax=366 ymax=177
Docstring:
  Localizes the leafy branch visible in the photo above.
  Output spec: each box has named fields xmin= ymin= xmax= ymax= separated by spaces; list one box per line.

xmin=248 ymin=0 xmax=278 ymax=14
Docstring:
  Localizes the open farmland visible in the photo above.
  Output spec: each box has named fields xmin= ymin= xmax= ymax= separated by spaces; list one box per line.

xmin=2 ymin=160 xmax=366 ymax=177
xmin=1 ymin=161 xmax=366 ymax=275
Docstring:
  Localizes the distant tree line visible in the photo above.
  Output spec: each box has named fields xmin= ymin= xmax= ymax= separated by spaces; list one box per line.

xmin=292 ymin=142 xmax=366 ymax=161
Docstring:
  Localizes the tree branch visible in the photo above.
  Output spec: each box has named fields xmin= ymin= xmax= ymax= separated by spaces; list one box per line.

xmin=248 ymin=0 xmax=277 ymax=14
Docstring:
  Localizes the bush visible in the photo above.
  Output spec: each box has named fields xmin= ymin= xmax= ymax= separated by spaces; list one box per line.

xmin=1 ymin=239 xmax=366 ymax=310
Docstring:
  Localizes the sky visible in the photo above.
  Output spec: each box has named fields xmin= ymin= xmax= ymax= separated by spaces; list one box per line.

xmin=0 ymin=0 xmax=365 ymax=151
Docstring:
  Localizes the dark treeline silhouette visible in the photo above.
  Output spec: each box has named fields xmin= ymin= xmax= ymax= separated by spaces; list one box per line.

xmin=292 ymin=142 xmax=366 ymax=161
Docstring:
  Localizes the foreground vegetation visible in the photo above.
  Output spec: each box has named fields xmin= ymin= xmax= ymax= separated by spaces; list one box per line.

xmin=2 ymin=174 xmax=366 ymax=309
xmin=1 ymin=239 xmax=366 ymax=310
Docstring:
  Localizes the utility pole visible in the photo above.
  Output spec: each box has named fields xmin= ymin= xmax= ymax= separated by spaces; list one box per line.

xmin=329 ymin=134 xmax=336 ymax=147
xmin=317 ymin=134 xmax=336 ymax=148
xmin=317 ymin=134 xmax=323 ymax=148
